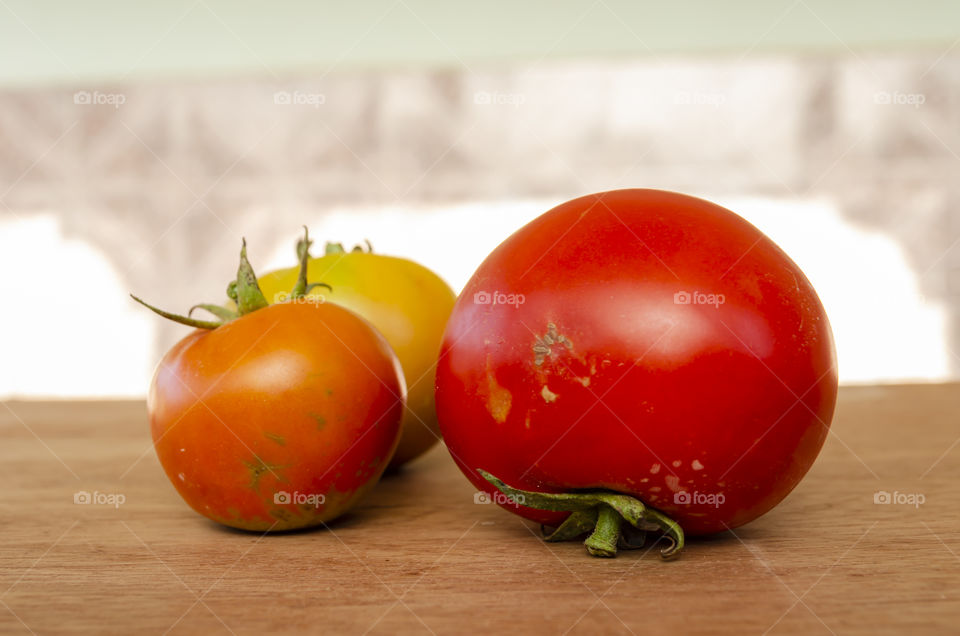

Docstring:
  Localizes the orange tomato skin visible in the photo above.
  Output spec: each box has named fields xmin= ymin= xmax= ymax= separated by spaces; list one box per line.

xmin=147 ymin=302 xmax=405 ymax=531
xmin=257 ymin=252 xmax=456 ymax=468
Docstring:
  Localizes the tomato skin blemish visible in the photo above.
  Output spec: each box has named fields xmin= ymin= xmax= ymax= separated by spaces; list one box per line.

xmin=532 ymin=323 xmax=573 ymax=366
xmin=665 ymin=475 xmax=681 ymax=493
xmin=484 ymin=354 xmax=512 ymax=423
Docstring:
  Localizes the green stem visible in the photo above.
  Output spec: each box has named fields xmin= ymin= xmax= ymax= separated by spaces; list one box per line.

xmin=643 ymin=508 xmax=684 ymax=560
xmin=132 ymin=228 xmax=331 ymax=331
xmin=584 ymin=505 xmax=621 ymax=558
xmin=290 ymin=226 xmax=313 ymax=299
xmin=189 ymin=303 xmax=237 ymax=322
xmin=543 ymin=509 xmax=598 ymax=542
xmin=130 ymin=295 xmax=223 ymax=330
xmin=477 ymin=469 xmax=685 ymax=560
xmin=325 ymin=240 xmax=373 ymax=255
xmin=234 ymin=239 xmax=269 ymax=314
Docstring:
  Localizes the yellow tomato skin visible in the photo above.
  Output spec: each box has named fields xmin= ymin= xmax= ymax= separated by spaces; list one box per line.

xmin=257 ymin=252 xmax=456 ymax=467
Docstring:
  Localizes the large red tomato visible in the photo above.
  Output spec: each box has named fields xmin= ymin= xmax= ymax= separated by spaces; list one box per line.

xmin=435 ymin=189 xmax=837 ymax=555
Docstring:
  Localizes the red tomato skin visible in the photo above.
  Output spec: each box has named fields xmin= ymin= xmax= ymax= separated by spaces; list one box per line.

xmin=148 ymin=302 xmax=405 ymax=531
xmin=435 ymin=189 xmax=837 ymax=536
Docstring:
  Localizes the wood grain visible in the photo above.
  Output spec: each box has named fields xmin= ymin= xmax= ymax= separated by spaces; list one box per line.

xmin=1 ymin=384 xmax=959 ymax=635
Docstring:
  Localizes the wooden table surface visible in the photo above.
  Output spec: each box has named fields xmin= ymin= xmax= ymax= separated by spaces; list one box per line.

xmin=1 ymin=383 xmax=958 ymax=635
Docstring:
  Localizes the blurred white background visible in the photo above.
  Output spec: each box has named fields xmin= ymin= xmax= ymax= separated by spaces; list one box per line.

xmin=1 ymin=1 xmax=958 ymax=397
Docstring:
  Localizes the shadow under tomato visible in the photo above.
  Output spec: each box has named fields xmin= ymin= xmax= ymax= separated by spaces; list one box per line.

xmin=378 ymin=453 xmax=437 ymax=479
xmin=491 ymin=516 xmax=767 ymax=556
xmin=201 ymin=471 xmax=424 ymax=536
xmin=688 ymin=527 xmax=761 ymax=546
xmin=203 ymin=509 xmax=372 ymax=536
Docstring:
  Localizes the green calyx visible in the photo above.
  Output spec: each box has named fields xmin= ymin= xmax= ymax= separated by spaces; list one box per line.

xmin=324 ymin=239 xmax=373 ymax=255
xmin=131 ymin=227 xmax=331 ymax=329
xmin=289 ymin=227 xmax=334 ymax=300
xmin=478 ymin=469 xmax=684 ymax=560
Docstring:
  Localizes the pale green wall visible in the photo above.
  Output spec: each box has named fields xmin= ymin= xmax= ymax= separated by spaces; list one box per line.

xmin=2 ymin=0 xmax=958 ymax=86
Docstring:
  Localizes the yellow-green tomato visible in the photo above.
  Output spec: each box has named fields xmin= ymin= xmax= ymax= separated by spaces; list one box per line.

xmin=257 ymin=245 xmax=456 ymax=467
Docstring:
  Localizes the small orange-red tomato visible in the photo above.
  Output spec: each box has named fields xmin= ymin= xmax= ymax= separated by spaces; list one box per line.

xmin=147 ymin=301 xmax=405 ymax=531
